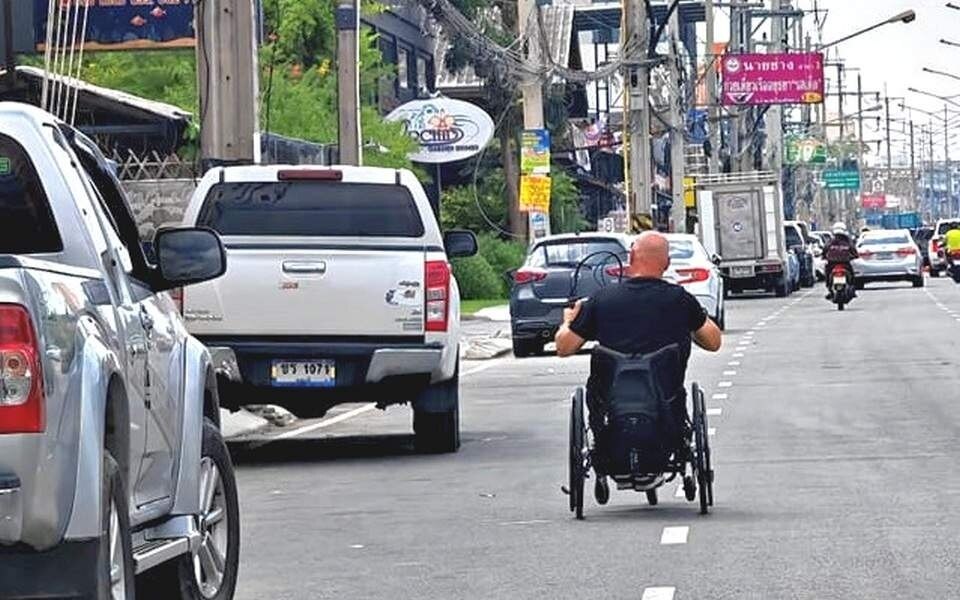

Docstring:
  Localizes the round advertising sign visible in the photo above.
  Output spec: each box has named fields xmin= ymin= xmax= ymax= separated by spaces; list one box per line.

xmin=386 ymin=98 xmax=495 ymax=164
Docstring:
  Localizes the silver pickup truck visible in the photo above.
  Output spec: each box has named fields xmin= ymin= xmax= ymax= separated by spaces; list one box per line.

xmin=0 ymin=103 xmax=239 ymax=599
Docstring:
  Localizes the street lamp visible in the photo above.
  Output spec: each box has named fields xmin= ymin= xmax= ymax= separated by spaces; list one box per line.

xmin=817 ymin=10 xmax=917 ymax=50
xmin=908 ymin=87 xmax=960 ymax=109
xmin=924 ymin=66 xmax=960 ymax=85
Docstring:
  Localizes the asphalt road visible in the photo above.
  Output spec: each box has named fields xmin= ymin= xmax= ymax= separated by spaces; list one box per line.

xmin=227 ymin=278 xmax=960 ymax=600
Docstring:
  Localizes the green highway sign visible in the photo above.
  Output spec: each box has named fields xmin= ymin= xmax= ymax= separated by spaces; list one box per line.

xmin=823 ymin=169 xmax=861 ymax=190
xmin=785 ymin=137 xmax=827 ymax=164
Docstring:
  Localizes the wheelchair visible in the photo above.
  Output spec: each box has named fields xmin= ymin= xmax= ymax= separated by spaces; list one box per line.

xmin=565 ymin=345 xmax=714 ymax=519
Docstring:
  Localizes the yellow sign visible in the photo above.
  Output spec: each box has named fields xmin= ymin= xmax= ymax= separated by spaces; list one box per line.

xmin=683 ymin=176 xmax=697 ymax=208
xmin=520 ymin=175 xmax=551 ymax=213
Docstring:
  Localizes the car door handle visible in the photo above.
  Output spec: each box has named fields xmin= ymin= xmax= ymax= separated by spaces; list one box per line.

xmin=282 ymin=261 xmax=326 ymax=274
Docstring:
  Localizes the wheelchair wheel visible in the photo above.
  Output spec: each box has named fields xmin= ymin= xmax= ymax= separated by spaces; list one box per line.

xmin=568 ymin=387 xmax=587 ymax=520
xmin=691 ymin=383 xmax=710 ymax=515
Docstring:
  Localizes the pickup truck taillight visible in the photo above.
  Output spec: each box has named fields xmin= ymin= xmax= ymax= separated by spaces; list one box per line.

xmin=425 ymin=260 xmax=451 ymax=332
xmin=170 ymin=287 xmax=184 ymax=314
xmin=0 ymin=304 xmax=44 ymax=433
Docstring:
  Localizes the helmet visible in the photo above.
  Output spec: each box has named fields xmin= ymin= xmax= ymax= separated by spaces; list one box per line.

xmin=832 ymin=222 xmax=848 ymax=235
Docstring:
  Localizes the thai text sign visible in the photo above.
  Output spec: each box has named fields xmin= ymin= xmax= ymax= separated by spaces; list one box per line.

xmin=33 ymin=0 xmax=198 ymax=50
xmin=823 ymin=170 xmax=861 ymax=190
xmin=722 ymin=52 xmax=824 ymax=106
xmin=519 ymin=175 xmax=551 ymax=213
xmin=861 ymin=194 xmax=886 ymax=209
xmin=520 ymin=129 xmax=550 ymax=175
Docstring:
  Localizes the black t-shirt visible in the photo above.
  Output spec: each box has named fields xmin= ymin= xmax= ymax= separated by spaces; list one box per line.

xmin=569 ymin=277 xmax=708 ymax=370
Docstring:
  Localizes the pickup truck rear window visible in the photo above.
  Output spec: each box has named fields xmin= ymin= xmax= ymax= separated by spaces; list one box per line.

xmin=198 ymin=182 xmax=426 ymax=237
xmin=0 ymin=135 xmax=62 ymax=254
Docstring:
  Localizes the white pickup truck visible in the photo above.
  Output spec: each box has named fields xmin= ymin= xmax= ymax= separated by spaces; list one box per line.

xmin=180 ymin=165 xmax=477 ymax=452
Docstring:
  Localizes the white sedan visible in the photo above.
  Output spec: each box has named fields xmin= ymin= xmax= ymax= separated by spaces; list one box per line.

xmin=664 ymin=234 xmax=726 ymax=330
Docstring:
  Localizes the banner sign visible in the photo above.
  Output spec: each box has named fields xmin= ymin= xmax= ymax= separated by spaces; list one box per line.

xmin=823 ymin=170 xmax=861 ymax=190
xmin=519 ymin=175 xmax=551 ymax=213
xmin=520 ymin=129 xmax=550 ymax=175
xmin=861 ymin=194 xmax=886 ymax=209
xmin=722 ymin=52 xmax=824 ymax=106
xmin=784 ymin=136 xmax=827 ymax=164
xmin=387 ymin=98 xmax=495 ymax=164
xmin=33 ymin=1 xmax=198 ymax=50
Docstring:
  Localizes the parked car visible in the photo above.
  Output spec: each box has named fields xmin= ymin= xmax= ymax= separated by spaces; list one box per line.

xmin=664 ymin=234 xmax=726 ymax=330
xmin=853 ymin=229 xmax=924 ymax=288
xmin=911 ymin=226 xmax=934 ymax=269
xmin=0 ymin=103 xmax=239 ymax=599
xmin=784 ymin=221 xmax=816 ymax=288
xmin=928 ymin=219 xmax=960 ymax=277
xmin=180 ymin=165 xmax=477 ymax=453
xmin=509 ymin=233 xmax=631 ymax=357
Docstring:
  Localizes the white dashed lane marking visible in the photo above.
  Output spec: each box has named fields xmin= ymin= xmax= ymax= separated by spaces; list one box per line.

xmin=728 ymin=361 xmax=741 ymax=366
xmin=707 ymin=407 xmax=722 ymax=416
xmin=722 ymin=370 xmax=737 ymax=376
xmin=641 ymin=587 xmax=676 ymax=600
xmin=660 ymin=526 xmax=689 ymax=545
xmin=712 ymin=393 xmax=728 ymax=400
xmin=733 ymin=352 xmax=745 ymax=358
xmin=708 ymin=427 xmax=717 ymax=436
xmin=718 ymin=381 xmax=733 ymax=388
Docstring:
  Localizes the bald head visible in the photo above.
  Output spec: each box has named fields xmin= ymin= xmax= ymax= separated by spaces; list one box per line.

xmin=628 ymin=231 xmax=670 ymax=278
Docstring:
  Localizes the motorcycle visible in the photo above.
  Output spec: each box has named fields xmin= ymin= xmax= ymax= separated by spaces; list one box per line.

xmin=828 ymin=264 xmax=854 ymax=311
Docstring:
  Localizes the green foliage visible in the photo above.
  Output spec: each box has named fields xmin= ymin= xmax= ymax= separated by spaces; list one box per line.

xmin=452 ymin=254 xmax=504 ymax=300
xmin=440 ymin=169 xmax=508 ymax=233
xmin=477 ymin=233 xmax=526 ymax=296
xmin=551 ymin=169 xmax=588 ymax=234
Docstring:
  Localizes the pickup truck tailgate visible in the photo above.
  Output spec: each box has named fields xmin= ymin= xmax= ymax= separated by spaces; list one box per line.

xmin=185 ymin=241 xmax=426 ymax=337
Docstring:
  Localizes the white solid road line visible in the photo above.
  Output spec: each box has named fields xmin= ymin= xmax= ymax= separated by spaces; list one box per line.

xmin=268 ymin=404 xmax=378 ymax=442
xmin=641 ymin=587 xmax=676 ymax=600
xmin=660 ymin=526 xmax=689 ymax=545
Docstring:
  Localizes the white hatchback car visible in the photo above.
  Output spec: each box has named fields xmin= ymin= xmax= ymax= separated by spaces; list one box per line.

xmin=664 ymin=234 xmax=726 ymax=330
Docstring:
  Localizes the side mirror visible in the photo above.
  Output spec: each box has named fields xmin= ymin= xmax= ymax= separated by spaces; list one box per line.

xmin=444 ymin=230 xmax=478 ymax=258
xmin=154 ymin=228 xmax=226 ymax=291
xmin=710 ymin=254 xmax=722 ymax=266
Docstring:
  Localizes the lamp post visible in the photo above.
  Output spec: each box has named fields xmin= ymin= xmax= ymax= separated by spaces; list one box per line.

xmin=817 ymin=10 xmax=916 ymax=50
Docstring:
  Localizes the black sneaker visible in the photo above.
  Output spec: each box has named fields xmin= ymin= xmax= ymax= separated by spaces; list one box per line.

xmin=594 ymin=475 xmax=610 ymax=505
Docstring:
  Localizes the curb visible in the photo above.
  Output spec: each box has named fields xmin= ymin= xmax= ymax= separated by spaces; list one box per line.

xmin=220 ymin=408 xmax=271 ymax=440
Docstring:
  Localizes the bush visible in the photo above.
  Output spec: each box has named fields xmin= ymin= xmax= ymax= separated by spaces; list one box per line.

xmin=476 ymin=233 xmax=526 ymax=296
xmin=452 ymin=254 xmax=504 ymax=300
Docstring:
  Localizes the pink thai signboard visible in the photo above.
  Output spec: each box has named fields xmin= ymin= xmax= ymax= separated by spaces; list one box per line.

xmin=721 ymin=52 xmax=825 ymax=106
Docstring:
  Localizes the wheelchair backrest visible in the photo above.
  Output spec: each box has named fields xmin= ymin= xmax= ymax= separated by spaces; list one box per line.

xmin=589 ymin=345 xmax=683 ymax=420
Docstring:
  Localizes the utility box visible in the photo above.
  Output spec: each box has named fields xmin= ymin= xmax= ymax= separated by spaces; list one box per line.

xmin=0 ymin=0 xmax=36 ymax=56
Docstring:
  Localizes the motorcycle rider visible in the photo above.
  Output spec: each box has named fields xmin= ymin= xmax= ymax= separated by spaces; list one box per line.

xmin=943 ymin=225 xmax=960 ymax=279
xmin=823 ymin=222 xmax=859 ymax=299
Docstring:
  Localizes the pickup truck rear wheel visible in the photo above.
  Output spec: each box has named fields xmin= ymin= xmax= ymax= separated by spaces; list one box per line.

xmin=100 ymin=451 xmax=134 ymax=600
xmin=413 ymin=371 xmax=461 ymax=454
xmin=138 ymin=419 xmax=240 ymax=600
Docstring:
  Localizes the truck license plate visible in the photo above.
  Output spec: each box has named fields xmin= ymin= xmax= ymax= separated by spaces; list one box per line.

xmin=271 ymin=360 xmax=336 ymax=388
xmin=730 ymin=266 xmax=754 ymax=279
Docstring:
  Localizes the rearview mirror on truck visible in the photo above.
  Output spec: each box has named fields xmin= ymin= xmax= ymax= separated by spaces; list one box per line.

xmin=444 ymin=230 xmax=479 ymax=258
xmin=154 ymin=228 xmax=227 ymax=290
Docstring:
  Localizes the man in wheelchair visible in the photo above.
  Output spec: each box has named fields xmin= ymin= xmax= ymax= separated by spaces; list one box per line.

xmin=555 ymin=231 xmax=722 ymax=501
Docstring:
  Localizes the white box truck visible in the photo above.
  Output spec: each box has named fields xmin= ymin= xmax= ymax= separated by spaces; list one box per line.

xmin=697 ymin=172 xmax=793 ymax=297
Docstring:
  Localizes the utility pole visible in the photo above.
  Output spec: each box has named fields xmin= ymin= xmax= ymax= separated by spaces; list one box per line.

xmin=517 ymin=0 xmax=548 ymax=240
xmin=336 ymin=0 xmax=361 ymax=165
xmin=668 ymin=7 xmax=686 ymax=232
xmin=766 ymin=0 xmax=787 ymax=181
xmin=197 ymin=0 xmax=261 ymax=170
xmin=946 ymin=105 xmax=953 ymax=216
xmin=857 ymin=73 xmax=865 ymax=223
xmin=623 ymin=0 xmax=652 ymax=227
xmin=705 ymin=0 xmax=721 ymax=173
xmin=910 ymin=119 xmax=917 ymax=210
xmin=885 ymin=95 xmax=892 ymax=200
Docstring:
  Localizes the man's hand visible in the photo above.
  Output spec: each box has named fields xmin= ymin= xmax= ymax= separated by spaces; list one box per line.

xmin=563 ymin=300 xmax=583 ymax=326
xmin=555 ymin=300 xmax=587 ymax=357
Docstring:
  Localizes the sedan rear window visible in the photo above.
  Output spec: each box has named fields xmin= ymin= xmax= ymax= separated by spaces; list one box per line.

xmin=198 ymin=181 xmax=425 ymax=237
xmin=0 ymin=134 xmax=62 ymax=254
xmin=937 ymin=222 xmax=960 ymax=235
xmin=861 ymin=234 xmax=910 ymax=246
xmin=669 ymin=240 xmax=696 ymax=260
xmin=527 ymin=239 xmax=627 ymax=268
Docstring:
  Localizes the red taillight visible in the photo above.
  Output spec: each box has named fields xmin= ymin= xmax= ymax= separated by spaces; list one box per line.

xmin=675 ymin=268 xmax=711 ymax=285
xmin=897 ymin=247 xmax=917 ymax=256
xmin=859 ymin=250 xmax=873 ymax=259
xmin=0 ymin=305 xmax=44 ymax=434
xmin=513 ymin=267 xmax=548 ymax=284
xmin=932 ymin=239 xmax=941 ymax=253
xmin=277 ymin=169 xmax=343 ymax=181
xmin=425 ymin=260 xmax=451 ymax=332
xmin=831 ymin=265 xmax=847 ymax=277
xmin=604 ymin=265 xmax=626 ymax=278
xmin=169 ymin=287 xmax=184 ymax=314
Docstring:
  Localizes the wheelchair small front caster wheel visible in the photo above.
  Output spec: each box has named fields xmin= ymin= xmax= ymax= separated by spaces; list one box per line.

xmin=594 ymin=476 xmax=610 ymax=505
xmin=645 ymin=489 xmax=658 ymax=506
xmin=683 ymin=476 xmax=696 ymax=502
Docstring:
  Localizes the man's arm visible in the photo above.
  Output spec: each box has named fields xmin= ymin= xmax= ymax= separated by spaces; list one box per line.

xmin=692 ymin=318 xmax=722 ymax=352
xmin=555 ymin=301 xmax=588 ymax=357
